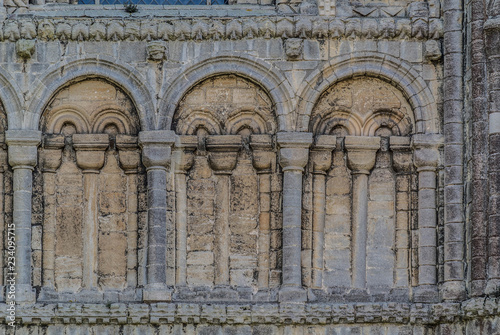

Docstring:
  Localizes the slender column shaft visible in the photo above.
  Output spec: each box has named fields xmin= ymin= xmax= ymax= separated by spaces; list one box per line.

xmin=250 ymin=135 xmax=275 ymax=290
xmin=0 ymin=167 xmax=4 ymax=287
xmin=412 ymin=134 xmax=443 ymax=302
xmin=175 ymin=171 xmax=188 ymax=286
xmin=417 ymin=169 xmax=437 ymax=286
xmin=282 ymin=169 xmax=304 ymax=287
xmin=277 ymin=132 xmax=312 ymax=302
xmin=6 ymin=130 xmax=42 ymax=303
xmin=214 ymin=173 xmax=230 ymax=285
xmin=146 ymin=167 xmax=168 ymax=285
xmin=257 ymin=172 xmax=271 ymax=288
xmin=206 ymin=135 xmax=241 ymax=287
xmin=351 ymin=172 xmax=369 ymax=289
xmin=126 ymin=173 xmax=138 ymax=288
xmin=42 ymin=171 xmax=57 ymax=287
xmin=139 ymin=130 xmax=176 ymax=302
xmin=14 ymin=167 xmax=34 ymax=286
xmin=345 ymin=136 xmax=380 ymax=290
xmin=82 ymin=171 xmax=99 ymax=288
xmin=311 ymin=172 xmax=326 ymax=288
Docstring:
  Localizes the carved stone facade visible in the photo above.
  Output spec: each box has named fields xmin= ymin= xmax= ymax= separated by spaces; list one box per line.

xmin=0 ymin=0 xmax=497 ymax=333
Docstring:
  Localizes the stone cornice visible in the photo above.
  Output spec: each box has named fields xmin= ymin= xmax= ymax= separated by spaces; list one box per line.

xmin=1 ymin=298 xmax=499 ymax=326
xmin=0 ymin=16 xmax=443 ymax=42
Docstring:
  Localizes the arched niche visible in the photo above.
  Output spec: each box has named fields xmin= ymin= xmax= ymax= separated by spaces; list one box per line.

xmin=36 ymin=79 xmax=145 ymax=300
xmin=309 ymin=77 xmax=414 ymax=137
xmin=303 ymin=77 xmax=416 ymax=299
xmin=171 ymin=74 xmax=281 ymax=293
xmin=172 ymin=74 xmax=276 ymax=136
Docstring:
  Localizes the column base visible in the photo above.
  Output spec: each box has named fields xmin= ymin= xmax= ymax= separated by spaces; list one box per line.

xmin=279 ymin=286 xmax=307 ymax=302
xmin=143 ymin=284 xmax=172 ymax=302
xmin=441 ymin=281 xmax=466 ymax=301
xmin=14 ymin=284 xmax=36 ymax=304
xmin=485 ymin=279 xmax=500 ymax=296
xmin=413 ymin=285 xmax=439 ymax=303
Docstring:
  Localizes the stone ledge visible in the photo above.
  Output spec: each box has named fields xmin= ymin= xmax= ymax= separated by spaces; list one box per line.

xmin=0 ymin=16 xmax=443 ymax=43
xmin=1 ymin=298 xmax=498 ymax=325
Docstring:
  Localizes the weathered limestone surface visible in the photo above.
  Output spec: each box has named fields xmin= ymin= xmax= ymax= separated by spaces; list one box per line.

xmin=0 ymin=0 xmax=493 ymax=330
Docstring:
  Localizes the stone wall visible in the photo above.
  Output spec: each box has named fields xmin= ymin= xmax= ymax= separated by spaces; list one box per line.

xmin=0 ymin=0 xmax=496 ymax=331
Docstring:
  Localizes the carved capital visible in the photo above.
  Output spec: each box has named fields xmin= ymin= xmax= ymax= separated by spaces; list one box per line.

xmin=73 ymin=134 xmax=109 ymax=173
xmin=250 ymin=134 xmax=274 ymax=173
xmin=6 ymin=130 xmax=42 ymax=169
xmin=138 ymin=130 xmax=177 ymax=170
xmin=390 ymin=136 xmax=413 ymax=173
xmin=206 ymin=135 xmax=241 ymax=174
xmin=310 ymin=135 xmax=336 ymax=174
xmin=116 ymin=135 xmax=141 ymax=174
xmin=412 ymin=134 xmax=444 ymax=171
xmin=173 ymin=135 xmax=197 ymax=174
xmin=345 ymin=136 xmax=380 ymax=175
xmin=278 ymin=132 xmax=313 ymax=172
xmin=41 ymin=134 xmax=65 ymax=173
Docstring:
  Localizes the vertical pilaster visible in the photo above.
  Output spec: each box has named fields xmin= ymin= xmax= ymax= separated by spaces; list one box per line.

xmin=6 ymin=130 xmax=42 ymax=304
xmin=116 ymin=135 xmax=142 ymax=291
xmin=412 ymin=134 xmax=443 ymax=302
xmin=310 ymin=135 xmax=336 ymax=289
xmin=73 ymin=134 xmax=109 ymax=291
xmin=207 ymin=135 xmax=241 ymax=287
xmin=40 ymin=135 xmax=64 ymax=290
xmin=139 ymin=130 xmax=176 ymax=302
xmin=250 ymin=135 xmax=275 ymax=290
xmin=0 ymin=139 xmax=6 ymax=297
xmin=345 ymin=136 xmax=380 ymax=290
xmin=443 ymin=0 xmax=466 ymax=301
xmin=390 ymin=137 xmax=413 ymax=288
xmin=277 ymin=132 xmax=312 ymax=302
xmin=484 ymin=16 xmax=500 ymax=296
xmin=172 ymin=135 xmax=197 ymax=287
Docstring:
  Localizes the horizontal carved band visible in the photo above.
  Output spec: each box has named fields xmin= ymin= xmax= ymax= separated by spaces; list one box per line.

xmin=0 ymin=16 xmax=443 ymax=43
xmin=2 ymin=298 xmax=497 ymax=325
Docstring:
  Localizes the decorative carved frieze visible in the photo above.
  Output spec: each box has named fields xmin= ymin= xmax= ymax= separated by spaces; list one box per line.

xmin=0 ymin=17 xmax=443 ymax=43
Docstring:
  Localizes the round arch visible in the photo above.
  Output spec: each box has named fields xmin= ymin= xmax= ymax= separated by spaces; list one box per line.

xmin=158 ymin=53 xmax=295 ymax=132
xmin=26 ymin=56 xmax=156 ymax=131
xmin=0 ymin=65 xmax=24 ymax=129
xmin=296 ymin=52 xmax=439 ymax=134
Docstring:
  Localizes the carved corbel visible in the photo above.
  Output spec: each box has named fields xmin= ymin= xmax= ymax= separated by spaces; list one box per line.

xmin=173 ymin=135 xmax=197 ymax=174
xmin=390 ymin=136 xmax=413 ymax=173
xmin=73 ymin=134 xmax=109 ymax=173
xmin=250 ymin=134 xmax=274 ymax=174
xmin=206 ymin=135 xmax=242 ymax=174
xmin=412 ymin=134 xmax=444 ymax=171
xmin=310 ymin=135 xmax=336 ymax=175
xmin=40 ymin=135 xmax=65 ymax=173
xmin=116 ymin=135 xmax=141 ymax=174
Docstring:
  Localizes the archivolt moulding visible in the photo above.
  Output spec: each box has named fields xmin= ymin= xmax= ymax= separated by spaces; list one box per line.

xmin=158 ymin=53 xmax=294 ymax=132
xmin=26 ymin=56 xmax=155 ymax=132
xmin=296 ymin=52 xmax=439 ymax=135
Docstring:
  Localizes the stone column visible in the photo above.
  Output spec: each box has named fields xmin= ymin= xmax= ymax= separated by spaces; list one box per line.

xmin=345 ymin=136 xmax=380 ymax=290
xmin=116 ymin=135 xmax=142 ymax=291
xmin=412 ymin=134 xmax=443 ymax=302
xmin=390 ymin=136 xmax=413 ymax=288
xmin=250 ymin=134 xmax=275 ymax=289
xmin=6 ymin=130 xmax=42 ymax=303
xmin=138 ymin=130 xmax=176 ymax=302
xmin=172 ymin=135 xmax=197 ymax=287
xmin=40 ymin=135 xmax=65 ymax=290
xmin=207 ymin=135 xmax=241 ymax=286
xmin=73 ymin=134 xmax=109 ymax=291
xmin=310 ymin=135 xmax=336 ymax=289
xmin=277 ymin=132 xmax=313 ymax=302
